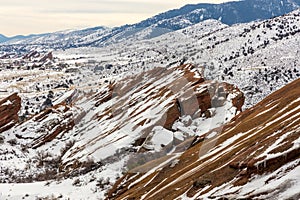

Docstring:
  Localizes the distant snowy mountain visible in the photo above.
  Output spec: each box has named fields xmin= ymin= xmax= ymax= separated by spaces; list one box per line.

xmin=4 ymin=26 xmax=108 ymax=48
xmin=0 ymin=34 xmax=49 ymax=44
xmin=0 ymin=34 xmax=8 ymax=43
xmin=1 ymin=0 xmax=300 ymax=47
xmin=134 ymin=0 xmax=300 ymax=28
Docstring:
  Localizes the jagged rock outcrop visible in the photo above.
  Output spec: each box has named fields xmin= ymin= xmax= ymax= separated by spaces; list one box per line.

xmin=62 ymin=64 xmax=241 ymax=165
xmin=14 ymin=90 xmax=84 ymax=148
xmin=108 ymin=78 xmax=300 ymax=200
xmin=22 ymin=51 xmax=40 ymax=60
xmin=0 ymin=64 xmax=244 ymax=177
xmin=0 ymin=62 xmax=245 ymax=199
xmin=39 ymin=52 xmax=53 ymax=63
xmin=0 ymin=93 xmax=21 ymax=133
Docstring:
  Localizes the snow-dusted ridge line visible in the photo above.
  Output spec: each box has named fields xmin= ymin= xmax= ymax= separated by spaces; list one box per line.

xmin=1 ymin=0 xmax=299 ymax=47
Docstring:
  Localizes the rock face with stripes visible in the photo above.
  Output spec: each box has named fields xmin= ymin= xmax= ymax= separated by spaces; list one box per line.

xmin=0 ymin=93 xmax=21 ymax=133
xmin=2 ymin=64 xmax=242 ymax=167
xmin=108 ymin=78 xmax=300 ymax=200
xmin=0 ymin=64 xmax=244 ymax=185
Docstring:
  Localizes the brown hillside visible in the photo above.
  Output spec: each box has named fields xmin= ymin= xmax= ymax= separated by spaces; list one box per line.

xmin=108 ymin=78 xmax=300 ymax=199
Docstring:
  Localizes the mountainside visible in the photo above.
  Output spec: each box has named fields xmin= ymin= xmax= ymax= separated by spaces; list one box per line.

xmin=0 ymin=64 xmax=244 ymax=199
xmin=1 ymin=9 xmax=299 ymax=108
xmin=0 ymin=3 xmax=299 ymax=200
xmin=2 ymin=0 xmax=300 ymax=47
xmin=108 ymin=77 xmax=300 ymax=200
xmin=134 ymin=0 xmax=300 ymax=28
xmin=51 ymin=9 xmax=300 ymax=108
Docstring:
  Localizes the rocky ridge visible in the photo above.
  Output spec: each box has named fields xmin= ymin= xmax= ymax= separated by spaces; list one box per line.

xmin=108 ymin=78 xmax=300 ymax=200
xmin=0 ymin=64 xmax=244 ymax=199
xmin=0 ymin=93 xmax=21 ymax=133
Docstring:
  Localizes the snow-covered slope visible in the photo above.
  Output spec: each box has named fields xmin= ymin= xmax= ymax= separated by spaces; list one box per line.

xmin=0 ymin=64 xmax=244 ymax=199
xmin=2 ymin=10 xmax=299 ymax=112
xmin=52 ymin=9 xmax=300 ymax=108
xmin=0 ymin=6 xmax=299 ymax=200
xmin=2 ymin=9 xmax=297 ymax=109
xmin=108 ymin=77 xmax=300 ymax=200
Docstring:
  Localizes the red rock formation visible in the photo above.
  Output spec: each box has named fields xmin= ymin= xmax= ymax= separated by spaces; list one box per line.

xmin=0 ymin=93 xmax=21 ymax=133
xmin=3 ymin=64 xmax=244 ymax=177
xmin=22 ymin=51 xmax=38 ymax=60
xmin=39 ymin=52 xmax=53 ymax=63
xmin=108 ymin=78 xmax=300 ymax=200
